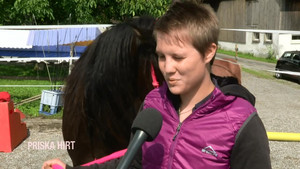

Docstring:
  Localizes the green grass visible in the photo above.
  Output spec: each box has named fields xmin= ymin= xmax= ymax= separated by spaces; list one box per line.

xmin=241 ymin=67 xmax=274 ymax=79
xmin=0 ymin=62 xmax=69 ymax=77
xmin=217 ymin=48 xmax=279 ymax=81
xmin=217 ymin=49 xmax=277 ymax=64
xmin=0 ymin=64 xmax=68 ymax=118
xmin=242 ymin=67 xmax=300 ymax=89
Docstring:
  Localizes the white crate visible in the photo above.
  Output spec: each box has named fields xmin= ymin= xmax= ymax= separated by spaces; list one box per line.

xmin=39 ymin=90 xmax=63 ymax=115
xmin=40 ymin=90 xmax=63 ymax=107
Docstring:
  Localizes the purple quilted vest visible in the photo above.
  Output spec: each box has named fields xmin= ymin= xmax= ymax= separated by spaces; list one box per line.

xmin=142 ymin=83 xmax=255 ymax=169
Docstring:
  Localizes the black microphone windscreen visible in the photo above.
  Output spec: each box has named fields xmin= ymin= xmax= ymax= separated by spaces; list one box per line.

xmin=131 ymin=108 xmax=162 ymax=141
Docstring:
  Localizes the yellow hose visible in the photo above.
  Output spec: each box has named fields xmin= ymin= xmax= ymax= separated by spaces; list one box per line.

xmin=267 ymin=132 xmax=300 ymax=142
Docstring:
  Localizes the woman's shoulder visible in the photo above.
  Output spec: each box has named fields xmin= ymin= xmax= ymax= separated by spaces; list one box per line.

xmin=145 ymin=82 xmax=168 ymax=99
xmin=214 ymin=86 xmax=257 ymax=123
xmin=230 ymin=96 xmax=257 ymax=114
xmin=219 ymin=84 xmax=256 ymax=106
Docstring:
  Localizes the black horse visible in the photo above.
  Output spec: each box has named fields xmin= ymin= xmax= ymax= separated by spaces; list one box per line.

xmin=62 ymin=16 xmax=164 ymax=166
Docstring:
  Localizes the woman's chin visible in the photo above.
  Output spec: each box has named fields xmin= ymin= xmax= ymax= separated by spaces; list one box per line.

xmin=168 ymin=86 xmax=182 ymax=95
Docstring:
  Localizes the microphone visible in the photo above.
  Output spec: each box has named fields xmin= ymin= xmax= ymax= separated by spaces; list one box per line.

xmin=117 ymin=108 xmax=163 ymax=169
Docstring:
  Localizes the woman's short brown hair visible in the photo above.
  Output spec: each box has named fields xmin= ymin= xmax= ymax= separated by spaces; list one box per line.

xmin=154 ymin=0 xmax=219 ymax=60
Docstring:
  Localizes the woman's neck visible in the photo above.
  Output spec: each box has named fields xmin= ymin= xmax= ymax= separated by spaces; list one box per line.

xmin=180 ymin=77 xmax=215 ymax=112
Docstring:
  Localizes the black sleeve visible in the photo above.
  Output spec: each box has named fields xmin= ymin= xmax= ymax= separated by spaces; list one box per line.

xmin=230 ymin=112 xmax=271 ymax=169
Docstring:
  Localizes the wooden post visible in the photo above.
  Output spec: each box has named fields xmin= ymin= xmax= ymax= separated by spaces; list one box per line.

xmin=235 ymin=44 xmax=238 ymax=60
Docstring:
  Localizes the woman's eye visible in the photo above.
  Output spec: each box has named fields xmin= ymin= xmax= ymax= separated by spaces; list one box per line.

xmin=173 ymin=55 xmax=183 ymax=60
xmin=158 ymin=54 xmax=165 ymax=60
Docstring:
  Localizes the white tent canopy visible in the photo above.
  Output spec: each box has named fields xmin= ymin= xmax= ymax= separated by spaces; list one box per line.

xmin=0 ymin=30 xmax=32 ymax=49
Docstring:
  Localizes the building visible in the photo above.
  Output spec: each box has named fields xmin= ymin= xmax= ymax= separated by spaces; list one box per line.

xmin=205 ymin=0 xmax=300 ymax=58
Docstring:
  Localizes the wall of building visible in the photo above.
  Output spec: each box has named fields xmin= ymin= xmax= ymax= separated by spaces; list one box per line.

xmin=277 ymin=34 xmax=300 ymax=57
xmin=215 ymin=0 xmax=300 ymax=59
xmin=219 ymin=31 xmax=300 ymax=59
xmin=280 ymin=0 xmax=300 ymax=30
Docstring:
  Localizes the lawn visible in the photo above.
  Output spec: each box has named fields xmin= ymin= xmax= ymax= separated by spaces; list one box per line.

xmin=0 ymin=62 xmax=67 ymax=117
xmin=217 ymin=49 xmax=277 ymax=63
xmin=0 ymin=62 xmax=69 ymax=77
xmin=0 ymin=79 xmax=65 ymax=117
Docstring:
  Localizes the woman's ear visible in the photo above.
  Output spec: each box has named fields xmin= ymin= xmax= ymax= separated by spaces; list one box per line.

xmin=204 ymin=43 xmax=217 ymax=64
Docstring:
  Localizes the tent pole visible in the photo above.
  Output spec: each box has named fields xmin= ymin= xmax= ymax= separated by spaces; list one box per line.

xmin=69 ymin=43 xmax=75 ymax=74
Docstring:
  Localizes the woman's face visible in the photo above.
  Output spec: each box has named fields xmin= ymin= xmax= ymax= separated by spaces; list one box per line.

xmin=156 ymin=31 xmax=213 ymax=96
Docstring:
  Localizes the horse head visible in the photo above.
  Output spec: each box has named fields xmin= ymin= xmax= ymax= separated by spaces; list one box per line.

xmin=62 ymin=16 xmax=163 ymax=166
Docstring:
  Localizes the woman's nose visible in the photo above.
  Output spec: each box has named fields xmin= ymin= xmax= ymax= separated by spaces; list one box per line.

xmin=164 ymin=57 xmax=176 ymax=74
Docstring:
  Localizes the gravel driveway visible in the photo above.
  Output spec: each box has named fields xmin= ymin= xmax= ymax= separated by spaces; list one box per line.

xmin=0 ymin=118 xmax=72 ymax=169
xmin=241 ymin=71 xmax=300 ymax=169
xmin=0 ymin=69 xmax=299 ymax=169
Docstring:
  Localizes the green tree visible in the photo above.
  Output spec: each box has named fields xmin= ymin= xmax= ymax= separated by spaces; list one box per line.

xmin=0 ymin=0 xmax=15 ymax=25
xmin=10 ymin=0 xmax=54 ymax=25
xmin=55 ymin=0 xmax=98 ymax=24
xmin=0 ymin=0 xmax=172 ymax=25
xmin=117 ymin=0 xmax=171 ymax=18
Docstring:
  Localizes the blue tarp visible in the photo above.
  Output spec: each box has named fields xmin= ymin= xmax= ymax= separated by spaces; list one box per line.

xmin=0 ymin=46 xmax=86 ymax=57
xmin=27 ymin=27 xmax=101 ymax=46
xmin=0 ymin=51 xmax=73 ymax=58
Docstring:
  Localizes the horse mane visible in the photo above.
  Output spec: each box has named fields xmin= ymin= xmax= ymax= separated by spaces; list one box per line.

xmin=62 ymin=16 xmax=163 ymax=165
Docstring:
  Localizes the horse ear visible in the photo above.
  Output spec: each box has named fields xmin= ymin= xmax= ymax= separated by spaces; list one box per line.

xmin=204 ymin=43 xmax=217 ymax=64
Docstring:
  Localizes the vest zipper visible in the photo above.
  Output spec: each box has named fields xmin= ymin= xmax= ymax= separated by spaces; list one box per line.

xmin=168 ymin=122 xmax=182 ymax=168
xmin=173 ymin=122 xmax=182 ymax=141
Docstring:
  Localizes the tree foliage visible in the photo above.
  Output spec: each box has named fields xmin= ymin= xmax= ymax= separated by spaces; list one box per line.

xmin=117 ymin=0 xmax=171 ymax=19
xmin=11 ymin=0 xmax=54 ymax=24
xmin=0 ymin=0 xmax=172 ymax=25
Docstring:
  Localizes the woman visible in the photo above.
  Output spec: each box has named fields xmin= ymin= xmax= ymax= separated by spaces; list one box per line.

xmin=140 ymin=1 xmax=271 ymax=168
xmin=43 ymin=1 xmax=271 ymax=169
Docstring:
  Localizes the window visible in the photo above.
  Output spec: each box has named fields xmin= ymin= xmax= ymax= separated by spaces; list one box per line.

xmin=292 ymin=55 xmax=300 ymax=61
xmin=264 ymin=33 xmax=272 ymax=43
xmin=292 ymin=35 xmax=300 ymax=44
xmin=292 ymin=35 xmax=300 ymax=40
xmin=252 ymin=32 xmax=260 ymax=43
xmin=283 ymin=52 xmax=292 ymax=58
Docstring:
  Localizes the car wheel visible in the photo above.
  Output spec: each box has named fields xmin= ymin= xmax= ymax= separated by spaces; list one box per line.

xmin=275 ymin=69 xmax=281 ymax=79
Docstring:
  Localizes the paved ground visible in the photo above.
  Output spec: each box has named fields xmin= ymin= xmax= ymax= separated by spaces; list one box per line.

xmin=0 ymin=58 xmax=299 ymax=169
xmin=0 ymin=118 xmax=72 ymax=169
xmin=242 ymin=71 xmax=300 ymax=169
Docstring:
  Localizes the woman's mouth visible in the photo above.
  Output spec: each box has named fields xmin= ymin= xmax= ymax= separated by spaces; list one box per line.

xmin=168 ymin=79 xmax=178 ymax=86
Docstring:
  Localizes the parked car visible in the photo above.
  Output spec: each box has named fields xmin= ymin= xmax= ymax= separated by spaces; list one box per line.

xmin=275 ymin=51 xmax=300 ymax=83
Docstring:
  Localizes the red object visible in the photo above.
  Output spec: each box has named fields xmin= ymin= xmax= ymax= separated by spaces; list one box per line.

xmin=82 ymin=149 xmax=127 ymax=166
xmin=151 ymin=64 xmax=159 ymax=88
xmin=52 ymin=164 xmax=64 ymax=169
xmin=0 ymin=92 xmax=11 ymax=102
xmin=51 ymin=149 xmax=126 ymax=168
xmin=15 ymin=108 xmax=26 ymax=120
xmin=0 ymin=100 xmax=28 ymax=152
